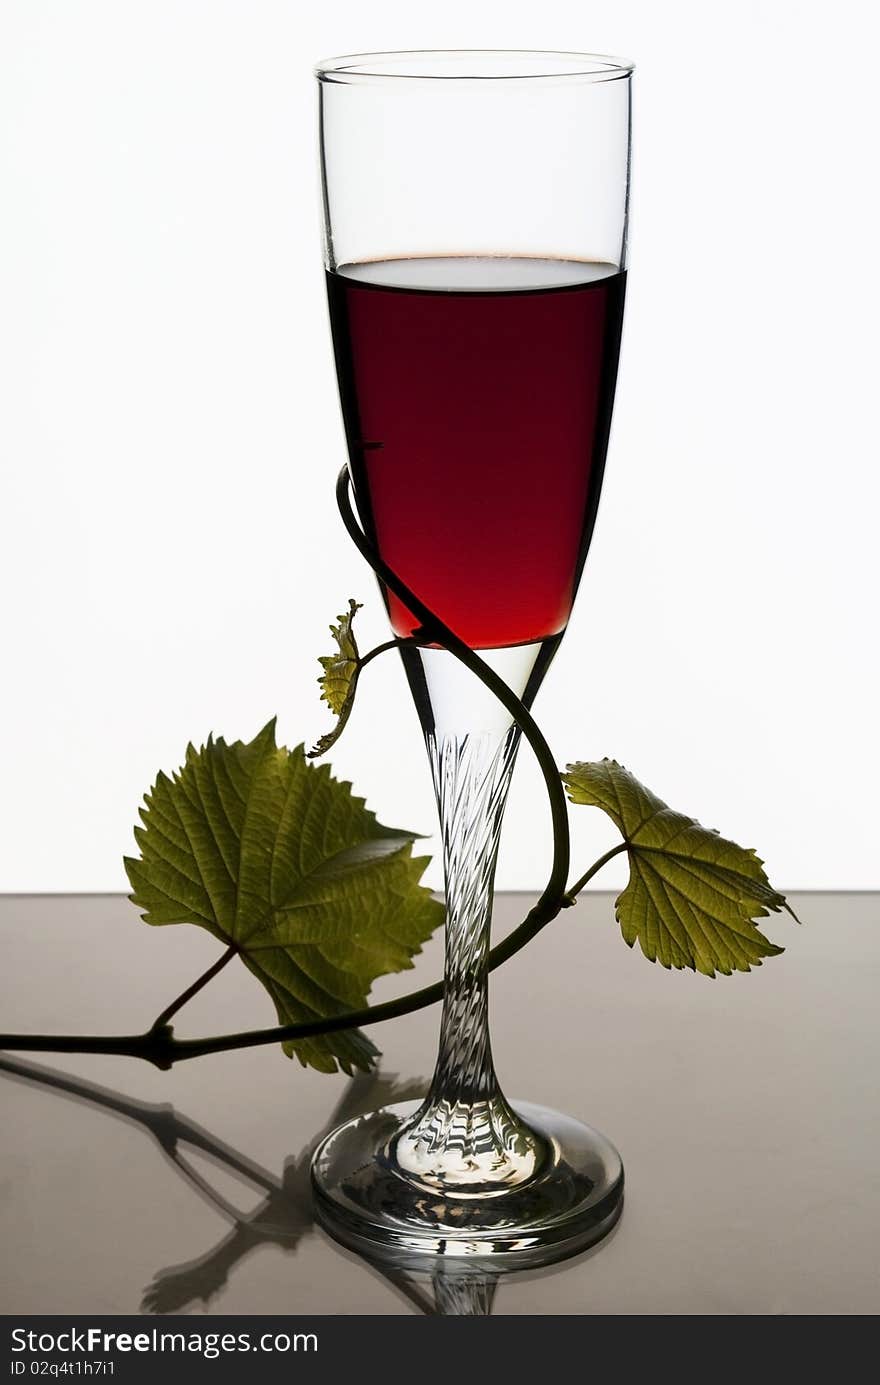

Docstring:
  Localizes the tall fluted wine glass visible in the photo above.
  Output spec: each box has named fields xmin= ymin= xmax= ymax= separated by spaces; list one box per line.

xmin=311 ymin=50 xmax=632 ymax=1267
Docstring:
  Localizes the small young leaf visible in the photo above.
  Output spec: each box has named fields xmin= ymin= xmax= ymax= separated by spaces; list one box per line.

xmin=309 ymin=599 xmax=362 ymax=758
xmin=125 ymin=720 xmax=444 ymax=1072
xmin=562 ymin=759 xmax=792 ymax=977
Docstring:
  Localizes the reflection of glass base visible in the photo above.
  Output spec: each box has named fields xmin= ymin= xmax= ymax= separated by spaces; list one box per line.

xmin=311 ymin=1099 xmax=623 ymax=1270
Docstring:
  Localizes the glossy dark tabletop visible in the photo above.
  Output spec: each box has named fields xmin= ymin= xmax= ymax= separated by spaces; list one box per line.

xmin=0 ymin=892 xmax=877 ymax=1316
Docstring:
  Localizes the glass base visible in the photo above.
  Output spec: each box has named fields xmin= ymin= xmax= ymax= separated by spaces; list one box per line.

xmin=311 ymin=1099 xmax=624 ymax=1270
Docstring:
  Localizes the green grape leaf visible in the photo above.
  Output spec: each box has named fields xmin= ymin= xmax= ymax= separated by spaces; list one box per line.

xmin=124 ymin=719 xmax=443 ymax=1072
xmin=309 ymin=599 xmax=363 ymax=758
xmin=562 ymin=759 xmax=794 ymax=977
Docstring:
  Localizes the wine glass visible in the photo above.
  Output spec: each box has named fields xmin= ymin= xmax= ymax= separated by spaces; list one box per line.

xmin=310 ymin=49 xmax=632 ymax=1267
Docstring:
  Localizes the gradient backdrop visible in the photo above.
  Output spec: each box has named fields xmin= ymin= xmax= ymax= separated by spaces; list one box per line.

xmin=1 ymin=0 xmax=876 ymax=891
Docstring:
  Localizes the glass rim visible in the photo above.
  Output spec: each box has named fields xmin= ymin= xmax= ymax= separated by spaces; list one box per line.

xmin=314 ymin=49 xmax=634 ymax=86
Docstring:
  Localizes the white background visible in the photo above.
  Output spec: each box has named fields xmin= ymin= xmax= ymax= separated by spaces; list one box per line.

xmin=1 ymin=1 xmax=877 ymax=893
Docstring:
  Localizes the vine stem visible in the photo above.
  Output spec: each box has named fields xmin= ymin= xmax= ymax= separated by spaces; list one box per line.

xmin=564 ymin=842 xmax=629 ymax=905
xmin=357 ymin=636 xmax=418 ymax=670
xmin=150 ymin=945 xmax=238 ymax=1032
xmin=0 ymin=840 xmax=624 ymax=1068
xmin=0 ymin=466 xmax=614 ymax=1070
xmin=334 ymin=466 xmax=572 ymax=913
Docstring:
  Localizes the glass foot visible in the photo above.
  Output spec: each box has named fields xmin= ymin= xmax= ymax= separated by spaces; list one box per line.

xmin=311 ymin=1099 xmax=623 ymax=1269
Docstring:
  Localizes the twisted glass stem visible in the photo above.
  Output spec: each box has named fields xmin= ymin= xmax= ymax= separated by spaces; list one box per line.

xmin=391 ymin=646 xmax=549 ymax=1194
xmin=423 ymin=729 xmax=518 ymax=1107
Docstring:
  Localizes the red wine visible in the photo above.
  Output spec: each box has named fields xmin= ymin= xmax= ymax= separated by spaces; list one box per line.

xmin=327 ymin=257 xmax=626 ymax=649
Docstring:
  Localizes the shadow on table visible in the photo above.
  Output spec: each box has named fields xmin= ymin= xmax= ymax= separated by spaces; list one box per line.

xmin=0 ymin=1055 xmax=529 ymax=1315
